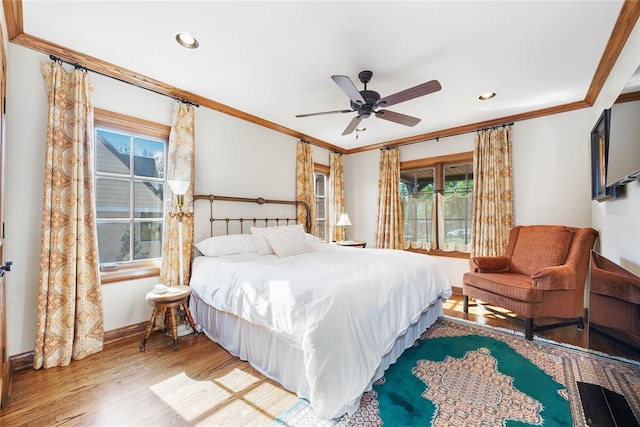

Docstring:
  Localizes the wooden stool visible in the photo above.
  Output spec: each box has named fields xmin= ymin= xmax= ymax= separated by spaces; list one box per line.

xmin=139 ymin=285 xmax=196 ymax=351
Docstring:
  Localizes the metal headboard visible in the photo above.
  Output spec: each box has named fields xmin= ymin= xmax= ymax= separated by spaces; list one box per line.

xmin=193 ymin=194 xmax=311 ymax=237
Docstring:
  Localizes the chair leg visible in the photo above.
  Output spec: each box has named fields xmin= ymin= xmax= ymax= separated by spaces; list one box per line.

xmin=463 ymin=295 xmax=469 ymax=313
xmin=524 ymin=318 xmax=534 ymax=340
xmin=577 ymin=317 xmax=584 ymax=330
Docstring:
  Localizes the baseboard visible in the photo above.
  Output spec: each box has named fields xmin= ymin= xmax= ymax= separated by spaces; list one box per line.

xmin=104 ymin=321 xmax=148 ymax=346
xmin=8 ymin=321 xmax=148 ymax=373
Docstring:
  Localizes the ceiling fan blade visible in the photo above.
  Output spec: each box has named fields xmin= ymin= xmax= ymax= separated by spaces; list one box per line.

xmin=375 ymin=110 xmax=421 ymax=127
xmin=296 ymin=109 xmax=352 ymax=118
xmin=342 ymin=115 xmax=365 ymax=135
xmin=377 ymin=80 xmax=441 ymax=108
xmin=332 ymin=75 xmax=366 ymax=106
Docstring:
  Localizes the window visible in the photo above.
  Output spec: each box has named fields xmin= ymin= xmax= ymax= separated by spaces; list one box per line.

xmin=94 ymin=110 xmax=169 ymax=269
xmin=400 ymin=152 xmax=473 ymax=256
xmin=314 ymin=169 xmax=328 ymax=241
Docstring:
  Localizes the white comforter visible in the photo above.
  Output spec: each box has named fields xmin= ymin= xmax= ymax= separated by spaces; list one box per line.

xmin=189 ymin=244 xmax=451 ymax=419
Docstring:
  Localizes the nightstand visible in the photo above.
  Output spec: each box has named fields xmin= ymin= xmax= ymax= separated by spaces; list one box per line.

xmin=336 ymin=240 xmax=367 ymax=248
xmin=139 ymin=285 xmax=196 ymax=351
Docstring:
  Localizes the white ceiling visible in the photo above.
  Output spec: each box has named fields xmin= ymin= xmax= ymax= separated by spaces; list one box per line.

xmin=20 ymin=1 xmax=626 ymax=150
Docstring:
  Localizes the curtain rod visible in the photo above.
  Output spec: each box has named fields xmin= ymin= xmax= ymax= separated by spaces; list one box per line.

xmin=400 ymin=122 xmax=515 ymax=148
xmin=49 ymin=55 xmax=199 ymax=108
xmin=476 ymin=122 xmax=514 ymax=133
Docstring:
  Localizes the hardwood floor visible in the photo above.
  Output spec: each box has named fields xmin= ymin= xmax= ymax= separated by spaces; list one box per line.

xmin=0 ymin=333 xmax=298 ymax=426
xmin=1 ymin=294 xmax=639 ymax=426
xmin=445 ymin=292 xmax=640 ymax=362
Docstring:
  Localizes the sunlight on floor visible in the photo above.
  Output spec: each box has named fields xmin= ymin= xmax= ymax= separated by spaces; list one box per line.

xmin=243 ymin=381 xmax=298 ymax=417
xmin=444 ymin=296 xmax=516 ymax=327
xmin=150 ymin=372 xmax=231 ymax=422
xmin=195 ymin=382 xmax=298 ymax=426
xmin=194 ymin=398 xmax=273 ymax=426
xmin=215 ymin=367 xmax=260 ymax=393
xmin=149 ymin=368 xmax=298 ymax=424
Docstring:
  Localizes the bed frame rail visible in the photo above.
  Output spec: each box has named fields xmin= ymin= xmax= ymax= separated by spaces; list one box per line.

xmin=193 ymin=194 xmax=311 ymax=237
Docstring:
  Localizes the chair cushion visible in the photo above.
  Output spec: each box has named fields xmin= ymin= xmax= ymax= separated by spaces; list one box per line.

xmin=463 ymin=271 xmax=543 ymax=303
xmin=509 ymin=226 xmax=575 ymax=276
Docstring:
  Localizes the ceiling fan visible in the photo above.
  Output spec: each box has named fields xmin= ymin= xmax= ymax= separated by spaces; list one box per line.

xmin=296 ymin=70 xmax=441 ymax=136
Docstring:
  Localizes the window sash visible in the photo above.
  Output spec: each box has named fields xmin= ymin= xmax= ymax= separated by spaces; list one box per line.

xmin=314 ymin=171 xmax=328 ymax=241
xmin=95 ymin=125 xmax=166 ymax=265
xmin=400 ymin=154 xmax=473 ymax=254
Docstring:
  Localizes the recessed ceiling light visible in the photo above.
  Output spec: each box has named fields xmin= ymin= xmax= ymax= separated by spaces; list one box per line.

xmin=175 ymin=32 xmax=199 ymax=49
xmin=479 ymin=92 xmax=496 ymax=100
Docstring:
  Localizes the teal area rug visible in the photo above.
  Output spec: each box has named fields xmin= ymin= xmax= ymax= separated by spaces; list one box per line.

xmin=274 ymin=318 xmax=640 ymax=426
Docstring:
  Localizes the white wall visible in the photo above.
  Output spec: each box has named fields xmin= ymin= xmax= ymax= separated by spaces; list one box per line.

xmin=5 ymin=44 xmax=317 ymax=356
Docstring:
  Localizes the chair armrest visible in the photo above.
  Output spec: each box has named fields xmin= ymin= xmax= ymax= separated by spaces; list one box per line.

xmin=470 ymin=256 xmax=510 ymax=273
xmin=532 ymin=265 xmax=576 ymax=290
xmin=591 ymin=267 xmax=640 ymax=304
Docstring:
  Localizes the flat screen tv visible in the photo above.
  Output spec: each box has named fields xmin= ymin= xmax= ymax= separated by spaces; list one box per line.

xmin=607 ymin=101 xmax=640 ymax=188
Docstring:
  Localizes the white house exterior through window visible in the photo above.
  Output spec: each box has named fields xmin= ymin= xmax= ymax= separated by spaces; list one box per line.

xmin=95 ymin=127 xmax=166 ymax=265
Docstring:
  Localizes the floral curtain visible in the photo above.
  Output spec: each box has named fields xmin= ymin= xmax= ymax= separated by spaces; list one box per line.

xmin=35 ymin=61 xmax=103 ymax=369
xmin=376 ymin=147 xmax=404 ymax=249
xmin=160 ymin=102 xmax=196 ymax=287
xmin=471 ymin=126 xmax=514 ymax=257
xmin=296 ymin=140 xmax=317 ymax=235
xmin=329 ymin=152 xmax=345 ymax=241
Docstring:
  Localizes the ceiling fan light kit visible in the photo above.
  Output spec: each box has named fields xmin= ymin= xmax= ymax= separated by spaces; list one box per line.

xmin=296 ymin=70 xmax=441 ymax=136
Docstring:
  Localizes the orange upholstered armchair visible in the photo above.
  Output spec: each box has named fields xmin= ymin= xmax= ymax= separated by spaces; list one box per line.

xmin=463 ymin=225 xmax=598 ymax=340
xmin=589 ymin=250 xmax=640 ymax=339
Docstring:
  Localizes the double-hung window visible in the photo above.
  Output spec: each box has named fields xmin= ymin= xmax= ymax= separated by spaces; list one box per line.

xmin=400 ymin=152 xmax=473 ymax=256
xmin=94 ymin=110 xmax=168 ymax=270
xmin=314 ymin=164 xmax=329 ymax=241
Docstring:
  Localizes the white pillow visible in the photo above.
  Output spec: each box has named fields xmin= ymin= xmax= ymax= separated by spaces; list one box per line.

xmin=264 ymin=227 xmax=315 ymax=258
xmin=195 ymin=234 xmax=257 ymax=257
xmin=305 ymin=233 xmax=322 ymax=246
xmin=251 ymin=224 xmax=306 ymax=255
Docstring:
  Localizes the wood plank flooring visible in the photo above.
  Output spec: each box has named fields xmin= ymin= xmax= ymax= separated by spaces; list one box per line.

xmin=1 ymin=293 xmax=639 ymax=426
xmin=0 ymin=332 xmax=298 ymax=426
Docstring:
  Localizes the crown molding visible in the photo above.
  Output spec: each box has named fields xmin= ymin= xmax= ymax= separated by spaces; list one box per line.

xmin=3 ymin=0 xmax=640 ymax=154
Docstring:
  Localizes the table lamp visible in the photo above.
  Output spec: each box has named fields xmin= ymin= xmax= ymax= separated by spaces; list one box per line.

xmin=336 ymin=213 xmax=352 ymax=242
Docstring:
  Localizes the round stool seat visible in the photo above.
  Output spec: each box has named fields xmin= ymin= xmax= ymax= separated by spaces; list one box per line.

xmin=139 ymin=285 xmax=196 ymax=351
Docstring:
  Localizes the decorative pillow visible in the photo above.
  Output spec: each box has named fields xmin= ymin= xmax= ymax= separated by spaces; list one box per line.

xmin=263 ymin=227 xmax=315 ymax=258
xmin=195 ymin=234 xmax=257 ymax=257
xmin=251 ymin=224 xmax=306 ymax=255
xmin=305 ymin=233 xmax=322 ymax=246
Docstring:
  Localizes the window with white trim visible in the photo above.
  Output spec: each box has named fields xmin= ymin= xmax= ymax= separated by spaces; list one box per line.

xmin=94 ymin=126 xmax=167 ymax=265
xmin=314 ymin=170 xmax=328 ymax=241
xmin=400 ymin=153 xmax=473 ymax=254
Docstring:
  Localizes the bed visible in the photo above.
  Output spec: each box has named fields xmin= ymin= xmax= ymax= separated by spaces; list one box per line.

xmin=188 ymin=194 xmax=452 ymax=419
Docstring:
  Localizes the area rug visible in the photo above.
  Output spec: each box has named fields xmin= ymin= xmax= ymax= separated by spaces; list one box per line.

xmin=273 ymin=317 xmax=640 ymax=426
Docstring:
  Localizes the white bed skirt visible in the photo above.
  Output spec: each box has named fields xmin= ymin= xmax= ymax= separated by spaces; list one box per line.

xmin=189 ymin=294 xmax=444 ymax=418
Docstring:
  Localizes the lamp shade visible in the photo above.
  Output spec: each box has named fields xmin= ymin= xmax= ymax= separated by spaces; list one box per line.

xmin=336 ymin=213 xmax=352 ymax=226
xmin=167 ymin=180 xmax=190 ymax=195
